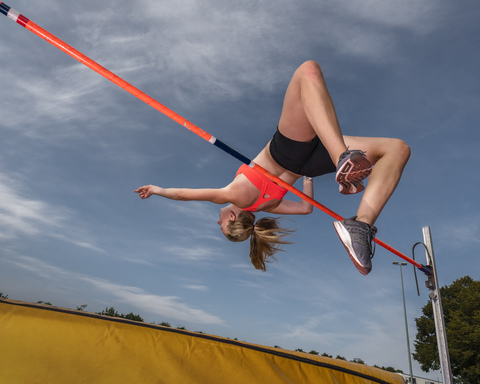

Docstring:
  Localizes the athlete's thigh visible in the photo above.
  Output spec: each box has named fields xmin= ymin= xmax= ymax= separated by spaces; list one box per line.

xmin=277 ymin=66 xmax=317 ymax=142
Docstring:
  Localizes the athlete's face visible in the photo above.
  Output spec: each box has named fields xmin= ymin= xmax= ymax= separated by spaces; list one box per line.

xmin=217 ymin=205 xmax=237 ymax=235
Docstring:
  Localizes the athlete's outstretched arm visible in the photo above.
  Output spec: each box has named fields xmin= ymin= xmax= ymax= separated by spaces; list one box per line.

xmin=134 ymin=185 xmax=230 ymax=204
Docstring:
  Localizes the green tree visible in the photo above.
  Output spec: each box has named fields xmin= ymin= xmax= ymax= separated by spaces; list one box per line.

xmin=123 ymin=312 xmax=144 ymax=322
xmin=0 ymin=292 xmax=8 ymax=299
xmin=98 ymin=307 xmax=121 ymax=317
xmin=97 ymin=307 xmax=144 ymax=322
xmin=159 ymin=321 xmax=171 ymax=327
xmin=373 ymin=365 xmax=403 ymax=374
xmin=37 ymin=301 xmax=52 ymax=305
xmin=351 ymin=358 xmax=365 ymax=365
xmin=413 ymin=276 xmax=480 ymax=384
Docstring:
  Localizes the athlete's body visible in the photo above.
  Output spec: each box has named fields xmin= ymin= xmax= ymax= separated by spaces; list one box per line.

xmin=135 ymin=61 xmax=410 ymax=275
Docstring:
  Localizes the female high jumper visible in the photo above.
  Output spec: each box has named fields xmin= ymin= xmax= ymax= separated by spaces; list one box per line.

xmin=135 ymin=61 xmax=410 ymax=276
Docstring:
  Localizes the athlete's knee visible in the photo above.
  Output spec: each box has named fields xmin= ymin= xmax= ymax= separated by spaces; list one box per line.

xmin=389 ymin=139 xmax=411 ymax=164
xmin=296 ymin=60 xmax=324 ymax=82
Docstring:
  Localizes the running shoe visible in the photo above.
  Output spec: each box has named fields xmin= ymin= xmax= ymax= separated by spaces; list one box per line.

xmin=335 ymin=150 xmax=372 ymax=195
xmin=333 ymin=216 xmax=377 ymax=276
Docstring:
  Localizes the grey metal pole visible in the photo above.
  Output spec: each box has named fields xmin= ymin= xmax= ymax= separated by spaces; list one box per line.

xmin=422 ymin=226 xmax=453 ymax=384
xmin=393 ymin=261 xmax=414 ymax=383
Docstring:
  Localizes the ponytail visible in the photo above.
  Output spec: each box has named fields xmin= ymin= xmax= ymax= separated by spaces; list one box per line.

xmin=225 ymin=211 xmax=294 ymax=271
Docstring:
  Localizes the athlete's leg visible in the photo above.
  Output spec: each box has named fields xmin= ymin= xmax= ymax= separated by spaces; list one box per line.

xmin=344 ymin=136 xmax=411 ymax=226
xmin=333 ymin=136 xmax=409 ymax=275
xmin=277 ymin=61 xmax=371 ymax=194
xmin=278 ymin=60 xmax=347 ymax=165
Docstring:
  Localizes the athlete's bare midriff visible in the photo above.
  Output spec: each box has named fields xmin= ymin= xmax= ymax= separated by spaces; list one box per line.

xmin=226 ymin=142 xmax=302 ymax=211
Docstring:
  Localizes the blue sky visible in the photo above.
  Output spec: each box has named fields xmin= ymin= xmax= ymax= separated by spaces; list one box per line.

xmin=1 ymin=0 xmax=479 ymax=380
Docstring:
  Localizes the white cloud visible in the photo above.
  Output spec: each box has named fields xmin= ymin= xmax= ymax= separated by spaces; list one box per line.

xmin=134 ymin=0 xmax=447 ymax=89
xmin=84 ymin=277 xmax=223 ymax=325
xmin=0 ymin=171 xmax=102 ymax=251
xmin=168 ymin=201 xmax=218 ymax=221
xmin=182 ymin=284 xmax=208 ymax=291
xmin=2 ymin=65 xmax=114 ymax=137
xmin=276 ymin=314 xmax=363 ymax=354
xmin=10 ymin=255 xmax=224 ymax=325
xmin=340 ymin=0 xmax=443 ymax=33
xmin=1 ymin=0 xmax=449 ymax=138
xmin=438 ymin=216 xmax=480 ymax=246
xmin=164 ymin=245 xmax=224 ymax=262
xmin=0 ymin=173 xmax=64 ymax=240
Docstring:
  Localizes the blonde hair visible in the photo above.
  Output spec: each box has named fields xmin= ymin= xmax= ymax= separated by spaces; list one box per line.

xmin=225 ymin=211 xmax=294 ymax=271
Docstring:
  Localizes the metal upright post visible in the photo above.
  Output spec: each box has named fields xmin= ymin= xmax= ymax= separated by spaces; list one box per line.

xmin=393 ymin=261 xmax=414 ymax=383
xmin=422 ymin=226 xmax=453 ymax=384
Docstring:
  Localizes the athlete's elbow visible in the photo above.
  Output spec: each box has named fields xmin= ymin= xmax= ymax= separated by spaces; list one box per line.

xmin=302 ymin=205 xmax=314 ymax=215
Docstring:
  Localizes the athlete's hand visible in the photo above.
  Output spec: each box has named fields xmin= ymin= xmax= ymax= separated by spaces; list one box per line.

xmin=134 ymin=185 xmax=159 ymax=199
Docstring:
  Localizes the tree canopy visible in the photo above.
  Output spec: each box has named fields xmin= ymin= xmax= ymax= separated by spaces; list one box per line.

xmin=97 ymin=306 xmax=144 ymax=322
xmin=413 ymin=275 xmax=480 ymax=384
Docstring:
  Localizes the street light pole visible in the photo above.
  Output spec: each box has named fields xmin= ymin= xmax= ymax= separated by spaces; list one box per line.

xmin=393 ymin=261 xmax=414 ymax=383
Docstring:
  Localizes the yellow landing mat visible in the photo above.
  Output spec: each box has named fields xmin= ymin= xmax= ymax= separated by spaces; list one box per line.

xmin=0 ymin=299 xmax=405 ymax=384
